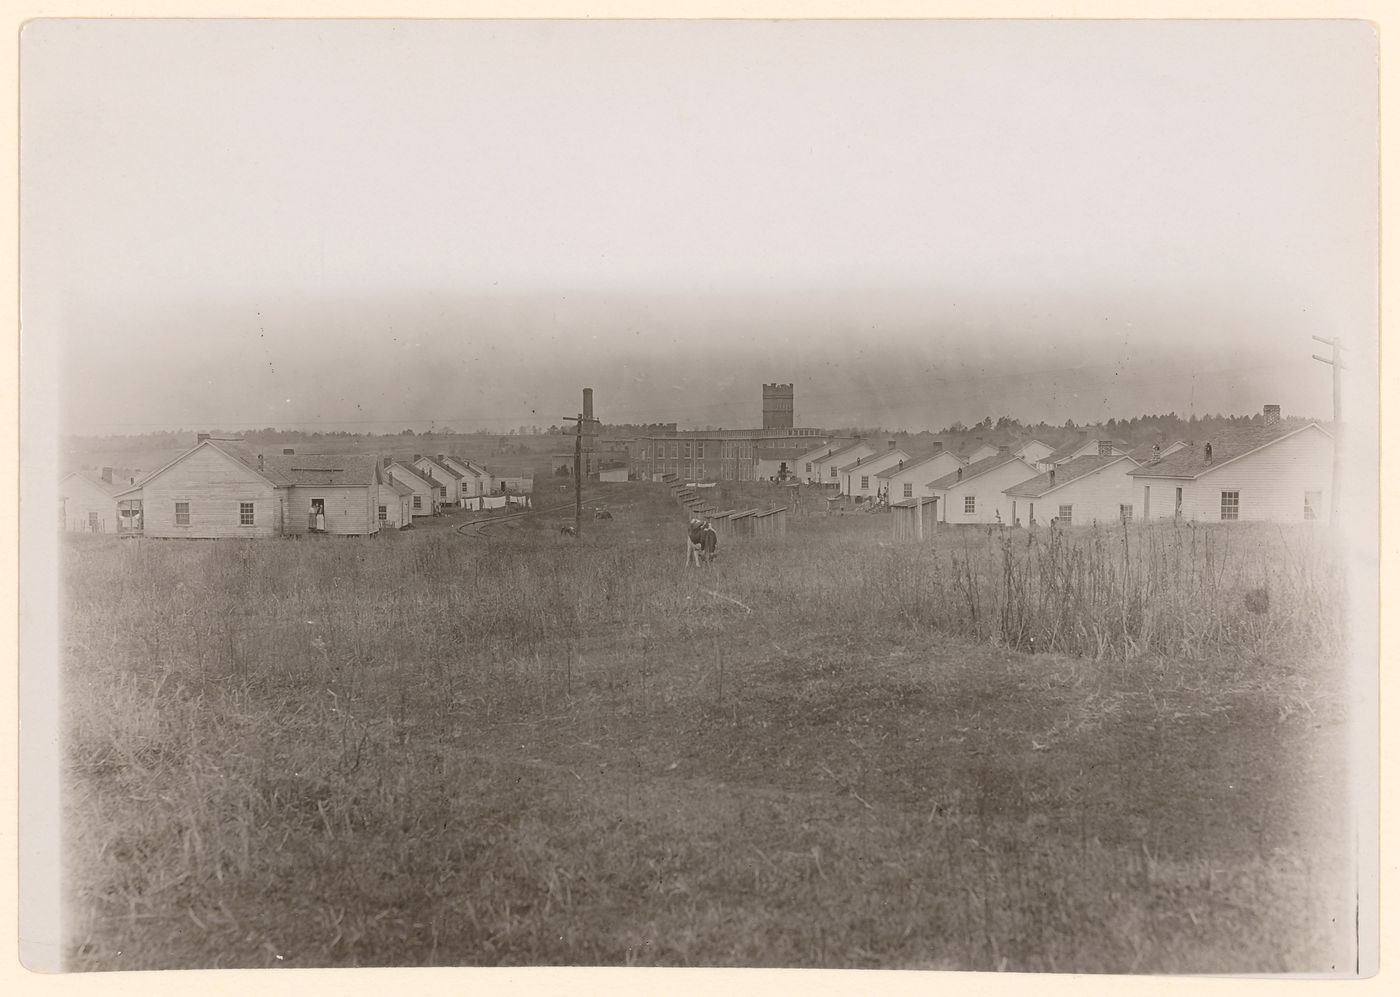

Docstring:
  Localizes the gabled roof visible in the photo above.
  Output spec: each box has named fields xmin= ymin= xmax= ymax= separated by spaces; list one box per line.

xmin=415 ymin=455 xmax=463 ymax=480
xmin=262 ymin=453 xmax=380 ymax=487
xmin=837 ymin=449 xmax=911 ymax=474
xmin=1125 ymin=439 xmax=1188 ymax=464
xmin=795 ymin=442 xmax=842 ymax=464
xmin=1044 ymin=435 xmax=1129 ymax=465
xmin=134 ymin=439 xmax=287 ymax=489
xmin=385 ymin=461 xmax=436 ymax=489
xmin=873 ymin=450 xmax=958 ymax=478
xmin=1005 ymin=454 xmax=1134 ymax=499
xmin=815 ymin=441 xmax=873 ymax=466
xmin=446 ymin=456 xmax=487 ymax=477
xmin=383 ymin=479 xmax=416 ymax=498
xmin=59 ymin=470 xmax=124 ymax=497
xmin=1128 ymin=423 xmax=1330 ymax=479
xmin=927 ymin=453 xmax=1033 ymax=490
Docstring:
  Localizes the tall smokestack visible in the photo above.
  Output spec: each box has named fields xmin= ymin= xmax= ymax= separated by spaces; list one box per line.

xmin=583 ymin=388 xmax=594 ymax=422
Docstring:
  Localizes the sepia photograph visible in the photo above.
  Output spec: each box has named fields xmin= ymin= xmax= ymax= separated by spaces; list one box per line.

xmin=18 ymin=16 xmax=1380 ymax=977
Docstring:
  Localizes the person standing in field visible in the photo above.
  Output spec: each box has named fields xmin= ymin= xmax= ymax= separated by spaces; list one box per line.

xmin=687 ymin=517 xmax=718 ymax=566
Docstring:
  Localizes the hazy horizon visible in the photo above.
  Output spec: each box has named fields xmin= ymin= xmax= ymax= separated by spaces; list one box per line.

xmin=22 ymin=19 xmax=1377 ymax=437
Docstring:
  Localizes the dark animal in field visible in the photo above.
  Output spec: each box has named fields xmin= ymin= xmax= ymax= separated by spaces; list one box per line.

xmin=559 ymin=525 xmax=577 ymax=537
xmin=686 ymin=518 xmax=718 ymax=567
xmin=594 ymin=508 xmax=613 ymax=520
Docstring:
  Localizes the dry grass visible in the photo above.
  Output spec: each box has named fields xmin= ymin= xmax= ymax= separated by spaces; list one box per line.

xmin=60 ymin=484 xmax=1355 ymax=971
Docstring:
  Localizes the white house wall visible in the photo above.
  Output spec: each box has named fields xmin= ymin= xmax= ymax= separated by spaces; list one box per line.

xmin=1008 ymin=462 xmax=1140 ymax=528
xmin=935 ymin=460 xmax=1038 ymax=524
xmin=1135 ymin=427 xmax=1332 ymax=524
xmin=843 ymin=451 xmax=911 ymax=498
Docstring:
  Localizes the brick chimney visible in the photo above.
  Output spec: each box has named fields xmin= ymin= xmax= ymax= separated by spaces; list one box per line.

xmin=100 ymin=467 xmax=113 ymax=484
xmin=413 ymin=454 xmax=422 ymax=462
xmin=197 ymin=432 xmax=210 ymax=443
xmin=257 ymin=454 xmax=265 ymax=472
xmin=437 ymin=453 xmax=446 ymax=461
xmin=1263 ymin=404 xmax=1281 ymax=426
xmin=1204 ymin=443 xmax=1214 ymax=464
xmin=1151 ymin=444 xmax=1161 ymax=462
xmin=1049 ymin=468 xmax=1056 ymax=486
xmin=931 ymin=441 xmax=943 ymax=453
xmin=888 ymin=440 xmax=897 ymax=450
xmin=1098 ymin=441 xmax=1113 ymax=457
xmin=283 ymin=448 xmax=295 ymax=455
xmin=998 ymin=445 xmax=1011 ymax=456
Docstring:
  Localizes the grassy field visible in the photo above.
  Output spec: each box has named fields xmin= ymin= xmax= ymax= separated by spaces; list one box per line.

xmin=60 ymin=483 xmax=1355 ymax=972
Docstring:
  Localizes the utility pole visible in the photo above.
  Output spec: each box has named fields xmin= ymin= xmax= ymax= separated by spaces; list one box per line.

xmin=562 ymin=391 xmax=600 ymax=538
xmin=1311 ymin=335 xmax=1346 ymax=523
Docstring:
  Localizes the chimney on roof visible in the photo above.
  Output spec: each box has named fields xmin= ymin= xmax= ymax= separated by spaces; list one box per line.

xmin=956 ymin=467 xmax=963 ymax=482
xmin=100 ymin=467 xmax=113 ymax=483
xmin=932 ymin=441 xmax=943 ymax=453
xmin=383 ymin=456 xmax=392 ymax=469
xmin=1204 ymin=443 xmax=1214 ymax=464
xmin=283 ymin=448 xmax=295 ymax=456
xmin=998 ymin=445 xmax=1011 ymax=456
xmin=1151 ymin=444 xmax=1161 ymax=462
xmin=1098 ymin=441 xmax=1113 ymax=457
xmin=898 ymin=459 xmax=904 ymax=469
xmin=1264 ymin=404 xmax=1281 ymax=426
xmin=1050 ymin=468 xmax=1056 ymax=485
xmin=413 ymin=454 xmax=422 ymax=462
xmin=437 ymin=453 xmax=445 ymax=461
xmin=197 ymin=433 xmax=210 ymax=444
xmin=257 ymin=454 xmax=265 ymax=472
xmin=888 ymin=440 xmax=896 ymax=450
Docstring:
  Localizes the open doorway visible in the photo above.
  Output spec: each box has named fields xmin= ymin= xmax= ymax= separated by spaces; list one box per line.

xmin=309 ymin=498 xmax=326 ymax=532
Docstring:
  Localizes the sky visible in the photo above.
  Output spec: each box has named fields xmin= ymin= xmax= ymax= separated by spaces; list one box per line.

xmin=20 ymin=18 xmax=1378 ymax=435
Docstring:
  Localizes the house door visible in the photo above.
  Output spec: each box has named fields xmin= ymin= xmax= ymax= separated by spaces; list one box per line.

xmin=1143 ymin=486 xmax=1150 ymax=520
xmin=310 ymin=498 xmax=326 ymax=532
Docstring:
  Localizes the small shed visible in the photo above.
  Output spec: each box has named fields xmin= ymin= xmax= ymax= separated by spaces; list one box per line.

xmin=891 ymin=496 xmax=939 ymax=542
xmin=751 ymin=507 xmax=788 ymax=539
xmin=729 ymin=509 xmax=760 ymax=538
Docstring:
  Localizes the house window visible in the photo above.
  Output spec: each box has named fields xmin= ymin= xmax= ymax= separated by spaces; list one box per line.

xmin=806 ymin=462 xmax=812 ymax=473
xmin=1304 ymin=491 xmax=1322 ymax=521
xmin=239 ymin=502 xmax=254 ymax=526
xmin=829 ymin=467 xmax=837 ymax=478
xmin=683 ymin=443 xmax=691 ymax=459
xmin=1220 ymin=491 xmax=1239 ymax=521
xmin=175 ymin=501 xmax=190 ymax=526
xmin=1058 ymin=504 xmax=1073 ymax=524
xmin=861 ymin=475 xmax=869 ymax=490
xmin=965 ymin=495 xmax=976 ymax=514
xmin=670 ymin=443 xmax=678 ymax=459
xmin=440 ymin=487 xmax=447 ymax=498
xmin=1119 ymin=504 xmax=1133 ymax=522
xmin=88 ymin=511 xmax=99 ymax=531
xmin=378 ymin=505 xmax=388 ymax=524
xmin=904 ymin=483 xmax=913 ymax=498
xmin=697 ymin=443 xmax=705 ymax=459
xmin=413 ymin=495 xmax=422 ymax=510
